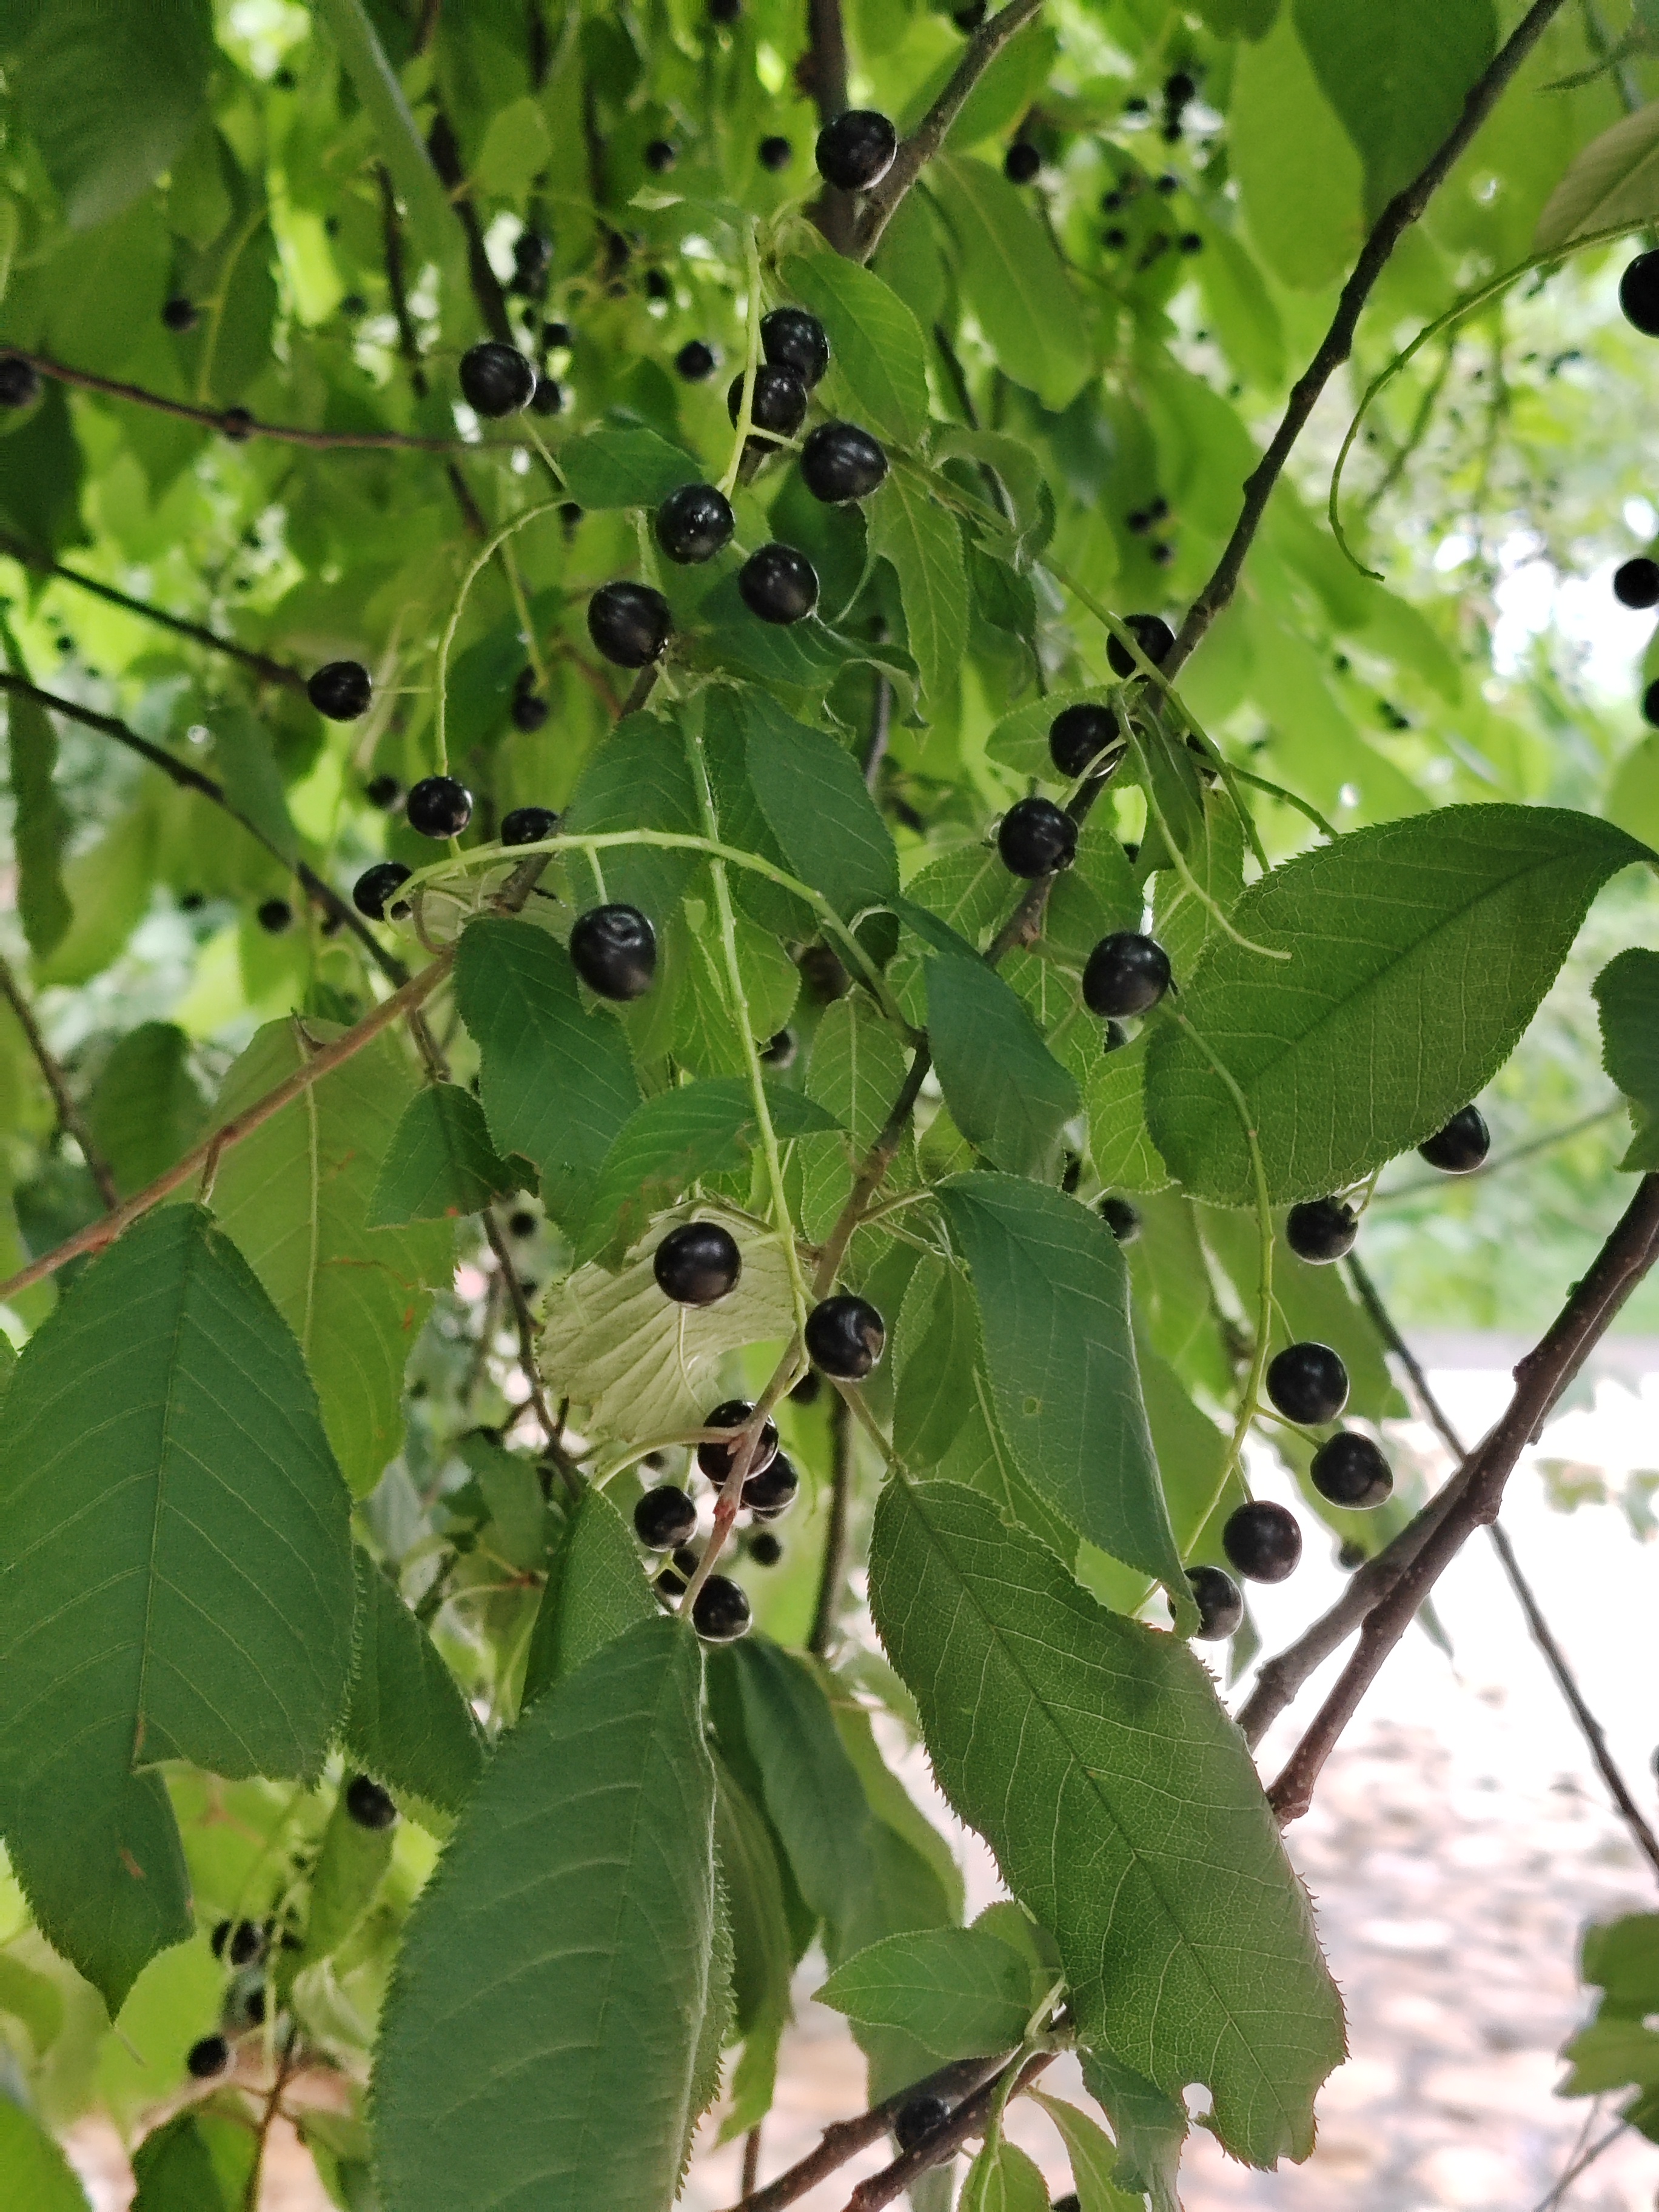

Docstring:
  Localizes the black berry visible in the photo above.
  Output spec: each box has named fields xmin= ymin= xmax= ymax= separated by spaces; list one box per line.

xmin=1179 ymin=231 xmax=1202 ymax=254
xmin=953 ymin=1 xmax=987 ymax=22
xmin=0 ymin=355 xmax=39 ymax=408
xmin=512 ymin=230 xmax=552 ymax=284
xmin=1310 ymin=1432 xmax=1393 ymax=1509
xmin=1048 ymin=702 xmax=1119 ymax=779
xmin=1285 ymin=1198 xmax=1357 ymax=1264
xmin=406 ymin=774 xmax=473 ymax=839
xmin=654 ymin=1220 xmax=742 ymax=1305
xmin=1615 ymin=557 xmax=1659 ymax=608
xmin=644 ymin=138 xmax=676 ymax=173
xmin=894 ymin=2094 xmax=950 ymax=2154
xmin=1100 ymin=1195 xmax=1140 ymax=1244
xmin=698 ymin=1399 xmax=780 ymax=1481
xmin=256 ymin=897 xmax=292 ymax=935
xmin=748 ymin=1530 xmax=783 ymax=1565
xmin=692 ymin=1574 xmax=752 ymax=1643
xmin=307 ymin=660 xmax=372 ymax=720
xmin=800 ymin=420 xmax=888 ymax=504
xmin=739 ymin=543 xmax=819 ymax=624
xmin=1621 ymin=251 xmax=1659 ymax=337
xmin=1102 ymin=1021 xmax=1127 ymax=1052
xmin=805 ymin=1293 xmax=885 ymax=1379
xmin=634 ymin=1485 xmax=699 ymax=1551
xmin=588 ymin=581 xmax=673 ymax=667
xmin=789 ymin=1368 xmax=822 ymax=1404
xmin=458 ymin=340 xmax=537 ymax=417
xmin=1107 ymin=613 xmax=1175 ymax=678
xmin=743 ymin=1450 xmax=799 ymax=1520
xmin=817 ymin=109 xmax=898 ymax=192
xmin=364 ymin=773 xmax=401 ymax=809
xmin=187 ymin=2034 xmax=230 ymax=2079
xmin=529 ymin=374 xmax=564 ymax=417
xmin=760 ymin=1027 xmax=797 ymax=1068
xmin=352 ymin=862 xmax=411 ymax=920
xmin=1644 ymin=679 xmax=1659 ymax=729
xmin=645 ymin=269 xmax=672 ymax=301
xmin=1265 ymin=1341 xmax=1349 ymax=1426
xmin=709 ymin=0 xmax=741 ymax=23
xmin=1187 ymin=1564 xmax=1243 ymax=1640
xmin=727 ymin=362 xmax=808 ymax=437
xmin=1417 ymin=1104 xmax=1489 ymax=1173
xmin=210 ymin=1917 xmax=263 ymax=1964
xmin=501 ymin=805 xmax=560 ymax=846
xmin=543 ymin=321 xmax=571 ymax=348
xmin=759 ymin=135 xmax=793 ymax=170
xmin=509 ymin=1210 xmax=537 ymax=1236
xmin=676 ymin=339 xmax=717 ymax=381
xmin=656 ymin=1566 xmax=687 ymax=1598
xmin=655 ymin=481 xmax=736 ymax=564
xmin=344 ymin=1774 xmax=397 ymax=1830
xmin=1082 ymin=931 xmax=1170 ymax=1017
xmin=569 ymin=903 xmax=657 ymax=1000
xmin=1222 ymin=1500 xmax=1302 ymax=1583
xmin=163 ymin=296 xmax=199 ymax=332
xmin=761 ymin=306 xmax=830 ymax=389
xmin=511 ymin=691 xmax=549 ymax=731
xmin=220 ymin=407 xmax=253 ymax=441
xmin=1004 ymin=142 xmax=1041 ymax=183
xmin=998 ymin=796 xmax=1077 ymax=877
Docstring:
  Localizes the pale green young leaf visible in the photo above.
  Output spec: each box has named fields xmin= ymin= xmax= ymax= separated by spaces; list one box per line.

xmin=0 ymin=2096 xmax=93 ymax=2211
xmin=1079 ymin=2048 xmax=1187 ymax=2212
xmin=212 ymin=707 xmax=298 ymax=864
xmin=779 ymin=250 xmax=931 ymax=444
xmin=367 ymin=1083 xmax=518 ymax=1226
xmin=86 ymin=1022 xmax=206 ymax=1198
xmin=1088 ymin=1039 xmax=1173 ymax=1197
xmin=1535 ymin=101 xmax=1659 ymax=250
xmin=1028 ymin=2093 xmax=1142 ymax=2212
xmin=927 ymin=957 xmax=1080 ymax=1179
xmin=522 ymin=1484 xmax=656 ymax=1709
xmin=960 ymin=2139 xmax=1049 ymax=2212
xmin=1230 ymin=9 xmax=1362 ymax=289
xmin=931 ymin=427 xmax=1053 ymax=555
xmin=1595 ymin=948 xmax=1659 ymax=1169
xmin=7 ymin=677 xmax=72 ymax=957
xmin=870 ymin=1481 xmax=1346 ymax=2167
xmin=557 ymin=427 xmax=699 ymax=509
xmin=929 ymin=157 xmax=1090 ymax=409
xmin=457 ymin=1433 xmax=548 ymax=1572
xmin=866 ymin=469 xmax=968 ymax=709
xmin=0 ymin=1952 xmax=63 ymax=2053
xmin=817 ymin=1926 xmax=1033 ymax=2057
xmin=937 ymin=1175 xmax=1187 ymax=1595
xmin=0 ymin=1205 xmax=354 ymax=2008
xmin=742 ymin=690 xmax=900 ymax=919
xmin=832 ymin=1694 xmax=965 ymax=1925
xmin=374 ymin=1618 xmax=716 ymax=2212
xmin=1145 ymin=805 xmax=1647 ymax=1207
xmin=344 ymin=1550 xmax=483 ymax=1816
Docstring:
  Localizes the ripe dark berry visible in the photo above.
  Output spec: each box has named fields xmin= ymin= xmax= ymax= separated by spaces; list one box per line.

xmin=644 ymin=138 xmax=677 ymax=173
xmin=1265 ymin=1341 xmax=1349 ymax=1426
xmin=759 ymin=135 xmax=793 ymax=170
xmin=698 ymin=1399 xmax=780 ymax=1481
xmin=511 ymin=691 xmax=549 ymax=731
xmin=1222 ymin=1500 xmax=1302 ymax=1583
xmin=748 ymin=1530 xmax=783 ymax=1565
xmin=1082 ymin=931 xmax=1170 ymax=1017
xmin=1187 ymin=1563 xmax=1243 ymax=1640
xmin=1004 ymin=141 xmax=1041 ymax=183
xmin=654 ymin=1219 xmax=742 ymax=1305
xmin=588 ymin=581 xmax=673 ymax=668
xmin=344 ymin=1774 xmax=397 ymax=1830
xmin=1048 ymin=702 xmax=1119 ymax=779
xmin=894 ymin=2094 xmax=950 ymax=2154
xmin=655 ymin=481 xmax=736 ymax=564
xmin=743 ymin=1451 xmax=799 ymax=1519
xmin=501 ymin=805 xmax=560 ymax=846
xmin=953 ymin=1 xmax=987 ymax=22
xmin=817 ymin=109 xmax=899 ymax=192
xmin=529 ymin=374 xmax=564 ymax=417
xmin=709 ymin=0 xmax=741 ymax=21
xmin=512 ymin=229 xmax=552 ymax=284
xmin=739 ymin=543 xmax=819 ymax=625
xmin=307 ymin=660 xmax=372 ymax=720
xmin=569 ymin=903 xmax=657 ymax=1000
xmin=352 ymin=862 xmax=412 ymax=920
xmin=805 ymin=1293 xmax=885 ymax=1379
xmin=406 ymin=774 xmax=473 ymax=839
xmin=800 ymin=420 xmax=888 ymax=503
xmin=543 ymin=321 xmax=571 ymax=349
xmin=364 ymin=773 xmax=401 ymax=809
xmin=509 ymin=1210 xmax=537 ymax=1237
xmin=1100 ymin=1195 xmax=1140 ymax=1244
xmin=656 ymin=1566 xmax=686 ymax=1598
xmin=1644 ymin=679 xmax=1659 ymax=729
xmin=220 ymin=407 xmax=253 ymax=441
xmin=1621 ymin=250 xmax=1659 ymax=337
xmin=163 ymin=296 xmax=199 ymax=332
xmin=1417 ymin=1104 xmax=1490 ymax=1173
xmin=187 ymin=2034 xmax=230 ymax=2079
xmin=997 ymin=796 xmax=1077 ymax=877
xmin=692 ymin=1574 xmax=752 ymax=1643
xmin=760 ymin=1027 xmax=797 ymax=1068
xmin=1179 ymin=231 xmax=1203 ymax=254
xmin=1103 ymin=1020 xmax=1127 ymax=1052
xmin=1107 ymin=613 xmax=1175 ymax=678
xmin=1285 ymin=1198 xmax=1357 ymax=1265
xmin=789 ymin=1368 xmax=822 ymax=1404
xmin=458 ymin=340 xmax=537 ymax=417
xmin=645 ymin=269 xmax=673 ymax=301
xmin=1310 ymin=1432 xmax=1393 ymax=1509
xmin=256 ymin=897 xmax=292 ymax=935
xmin=634 ymin=1485 xmax=699 ymax=1551
xmin=0 ymin=355 xmax=39 ymax=408
xmin=727 ymin=362 xmax=808 ymax=437
xmin=1614 ymin=557 xmax=1659 ymax=609
xmin=676 ymin=338 xmax=717 ymax=381
xmin=761 ymin=306 xmax=830 ymax=389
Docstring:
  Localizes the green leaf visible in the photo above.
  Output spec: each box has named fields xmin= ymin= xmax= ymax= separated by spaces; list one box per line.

xmin=0 ymin=1205 xmax=354 ymax=2008
xmin=557 ymin=427 xmax=699 ymax=509
xmin=302 ymin=1788 xmax=393 ymax=1963
xmin=741 ymin=691 xmax=900 ymax=920
xmin=779 ymin=250 xmax=931 ymax=444
xmin=458 ymin=1433 xmax=549 ymax=1572
xmin=1535 ymin=103 xmax=1659 ymax=251
xmin=0 ymin=2097 xmax=92 ymax=2211
xmin=1582 ymin=1911 xmax=1659 ymax=2006
xmin=960 ymin=2139 xmax=1050 ymax=2212
xmin=893 ymin=1257 xmax=979 ymax=1470
xmin=1595 ymin=949 xmax=1659 ymax=1169
xmin=817 ymin=1926 xmax=1033 ymax=2058
xmin=523 ymin=1484 xmax=656 ymax=1709
xmin=1088 ymin=1039 xmax=1173 ymax=1197
xmin=560 ymin=711 xmax=704 ymax=927
xmin=799 ymin=994 xmax=916 ymax=1241
xmin=472 ymin=95 xmax=551 ymax=200
xmin=936 ymin=1175 xmax=1187 ymax=1595
xmin=1292 ymin=0 xmax=1496 ymax=223
xmin=866 ymin=469 xmax=968 ymax=709
xmin=1029 ymin=2092 xmax=1143 ymax=2212
xmin=367 ymin=1084 xmax=518 ymax=1226
xmin=1561 ymin=2016 xmax=1659 ymax=2096
xmin=1230 ymin=10 xmax=1362 ymax=289
xmin=1144 ymin=805 xmax=1647 ymax=1207
xmin=132 ymin=2108 xmax=256 ymax=2212
xmin=870 ymin=1481 xmax=1346 ymax=2167
xmin=926 ymin=958 xmax=1080 ymax=1179
xmin=0 ymin=1951 xmax=64 ymax=2053
xmin=86 ymin=1024 xmax=206 ymax=1198
xmin=929 ymin=157 xmax=1090 ymax=409
xmin=374 ymin=1617 xmax=717 ymax=2212
xmin=204 ymin=1020 xmax=452 ymax=1496
xmin=455 ymin=918 xmax=643 ymax=1232
xmin=212 ymin=707 xmax=298 ymax=865
xmin=1079 ymin=2048 xmax=1187 ymax=2212
xmin=344 ymin=1550 xmax=483 ymax=1816
xmin=7 ymin=675 xmax=72 ymax=958
xmin=714 ymin=1757 xmax=795 ymax=2142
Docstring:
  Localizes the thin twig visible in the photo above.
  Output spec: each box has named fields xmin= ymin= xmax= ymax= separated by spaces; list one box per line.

xmin=805 ymin=0 xmax=856 ymax=252
xmin=1532 ymin=2117 xmax=1627 ymax=2212
xmin=481 ymin=1208 xmax=573 ymax=1486
xmin=243 ymin=2026 xmax=300 ymax=2211
xmin=426 ymin=113 xmax=515 ymax=344
xmin=0 ymin=953 xmax=119 ymax=1209
xmin=809 ymin=1391 xmax=855 ymax=1660
xmin=741 ymin=2127 xmax=763 ymax=2199
xmin=841 ymin=2051 xmax=1056 ymax=2212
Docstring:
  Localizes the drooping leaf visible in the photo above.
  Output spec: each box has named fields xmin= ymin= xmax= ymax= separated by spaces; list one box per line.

xmin=557 ymin=426 xmax=699 ymax=509
xmin=130 ymin=2108 xmax=254 ymax=2212
xmin=960 ymin=2139 xmax=1050 ymax=2212
xmin=779 ymin=250 xmax=932 ymax=444
xmin=7 ymin=675 xmax=72 ymax=959
xmin=869 ymin=1480 xmax=1346 ymax=2168
xmin=1028 ymin=2091 xmax=1144 ymax=2212
xmin=301 ymin=1788 xmax=393 ymax=1963
xmin=928 ymin=156 xmax=1090 ymax=409
xmin=0 ymin=1952 xmax=63 ymax=2054
xmin=0 ymin=2097 xmax=92 ymax=2211
xmin=374 ymin=1617 xmax=716 ymax=2212
xmin=714 ymin=1755 xmax=796 ymax=2142
xmin=817 ymin=1926 xmax=1033 ymax=2058
xmin=1535 ymin=102 xmax=1659 ymax=252
xmin=926 ymin=959 xmax=1081 ymax=1180
xmin=1144 ymin=805 xmax=1647 ymax=1207
xmin=0 ymin=1205 xmax=354 ymax=2008
xmin=522 ymin=1483 xmax=656 ymax=1708
xmin=1079 ymin=2048 xmax=1187 ymax=2212
xmin=344 ymin=1549 xmax=483 ymax=1816
xmin=1595 ymin=948 xmax=1659 ymax=1170
xmin=741 ymin=690 xmax=900 ymax=920
xmin=367 ymin=1082 xmax=518 ymax=1225
xmin=866 ymin=468 xmax=969 ymax=709
xmin=85 ymin=1023 xmax=206 ymax=1198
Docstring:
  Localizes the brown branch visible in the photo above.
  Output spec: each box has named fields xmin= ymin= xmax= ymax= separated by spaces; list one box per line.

xmin=0 ymin=952 xmax=119 ymax=1209
xmin=809 ymin=1390 xmax=855 ymax=1658
xmin=378 ymin=164 xmax=488 ymax=538
xmin=805 ymin=0 xmax=856 ymax=254
xmin=842 ymin=2051 xmax=1057 ymax=2212
xmin=244 ymin=2028 xmax=300 ymax=2212
xmin=741 ymin=2127 xmax=763 ymax=2198
xmin=811 ymin=1044 xmax=931 ymax=1296
xmin=426 ymin=114 xmax=514 ymax=344
xmin=1268 ymin=1174 xmax=1659 ymax=1823
xmin=1165 ymin=0 xmax=1574 ymax=680
xmin=481 ymin=1207 xmax=565 ymax=1458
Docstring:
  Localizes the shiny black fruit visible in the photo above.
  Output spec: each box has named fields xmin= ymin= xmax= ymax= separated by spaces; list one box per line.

xmin=1082 ymin=931 xmax=1170 ymax=1017
xmin=894 ymin=2094 xmax=950 ymax=2154
xmin=1222 ymin=1499 xmax=1302 ymax=1583
xmin=345 ymin=1774 xmax=397 ymax=1830
xmin=805 ymin=1293 xmax=885 ymax=1379
xmin=1285 ymin=1198 xmax=1357 ymax=1264
xmin=1265 ymin=1341 xmax=1349 ymax=1426
xmin=1615 ymin=557 xmax=1659 ymax=608
xmin=676 ymin=338 xmax=717 ymax=381
xmin=692 ymin=1574 xmax=752 ymax=1642
xmin=1048 ymin=702 xmax=1119 ymax=779
xmin=1107 ymin=612 xmax=1175 ymax=678
xmin=0 ymin=355 xmax=39 ymax=408
xmin=1417 ymin=1104 xmax=1489 ymax=1174
xmin=406 ymin=774 xmax=473 ymax=839
xmin=634 ymin=1485 xmax=699 ymax=1551
xmin=998 ymin=796 xmax=1077 ymax=877
xmin=727 ymin=362 xmax=808 ymax=437
xmin=1100 ymin=1195 xmax=1139 ymax=1244
xmin=1621 ymin=250 xmax=1659 ymax=337
xmin=187 ymin=2034 xmax=230 ymax=2079
xmin=307 ymin=660 xmax=372 ymax=720
xmin=1187 ymin=1563 xmax=1243 ymax=1640
xmin=1310 ymin=1432 xmax=1393 ymax=1509
xmin=588 ymin=581 xmax=673 ymax=667
xmin=1004 ymin=141 xmax=1041 ymax=183
xmin=817 ymin=109 xmax=898 ymax=192
xmin=760 ymin=306 xmax=830 ymax=389
xmin=459 ymin=340 xmax=537 ymax=417
xmin=739 ymin=543 xmax=819 ymax=624
xmin=655 ymin=481 xmax=736 ymax=564
xmin=569 ymin=903 xmax=657 ymax=1000
xmin=800 ymin=420 xmax=887 ymax=503
xmin=501 ymin=805 xmax=560 ymax=846
xmin=698 ymin=1399 xmax=780 ymax=1481
xmin=743 ymin=1450 xmax=799 ymax=1520
xmin=352 ymin=862 xmax=411 ymax=920
xmin=654 ymin=1219 xmax=742 ymax=1305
